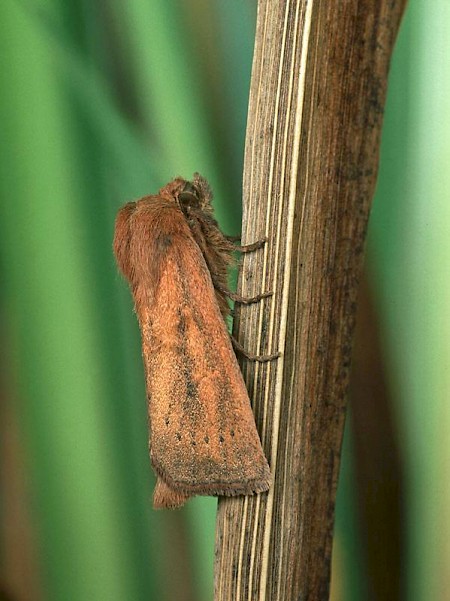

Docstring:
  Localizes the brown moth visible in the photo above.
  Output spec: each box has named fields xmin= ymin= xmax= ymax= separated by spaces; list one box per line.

xmin=113 ymin=173 xmax=271 ymax=509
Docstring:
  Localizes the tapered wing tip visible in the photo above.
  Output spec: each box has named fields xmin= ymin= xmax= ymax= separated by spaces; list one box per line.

xmin=152 ymin=469 xmax=271 ymax=509
xmin=153 ymin=477 xmax=191 ymax=510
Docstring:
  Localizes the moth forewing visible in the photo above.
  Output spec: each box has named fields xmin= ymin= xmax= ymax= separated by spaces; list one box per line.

xmin=113 ymin=175 xmax=271 ymax=509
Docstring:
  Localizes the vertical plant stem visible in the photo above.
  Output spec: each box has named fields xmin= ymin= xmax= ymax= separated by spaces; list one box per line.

xmin=215 ymin=1 xmax=406 ymax=599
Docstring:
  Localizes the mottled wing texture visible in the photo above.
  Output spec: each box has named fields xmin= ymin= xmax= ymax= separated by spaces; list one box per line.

xmin=114 ymin=193 xmax=270 ymax=509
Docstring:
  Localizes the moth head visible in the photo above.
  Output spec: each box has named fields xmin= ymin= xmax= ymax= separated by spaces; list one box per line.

xmin=178 ymin=173 xmax=213 ymax=213
xmin=178 ymin=181 xmax=201 ymax=210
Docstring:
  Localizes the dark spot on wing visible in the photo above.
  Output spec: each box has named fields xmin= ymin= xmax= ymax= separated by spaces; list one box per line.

xmin=185 ymin=376 xmax=197 ymax=399
xmin=157 ymin=234 xmax=172 ymax=250
xmin=174 ymin=293 xmax=202 ymax=412
xmin=177 ymin=310 xmax=187 ymax=337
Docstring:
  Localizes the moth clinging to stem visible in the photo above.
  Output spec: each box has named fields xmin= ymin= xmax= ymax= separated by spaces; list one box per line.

xmin=113 ymin=173 xmax=275 ymax=509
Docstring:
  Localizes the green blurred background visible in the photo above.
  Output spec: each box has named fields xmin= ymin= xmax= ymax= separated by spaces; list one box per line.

xmin=0 ymin=1 xmax=448 ymax=600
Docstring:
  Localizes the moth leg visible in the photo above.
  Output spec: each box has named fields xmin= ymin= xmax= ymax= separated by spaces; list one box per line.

xmin=226 ymin=236 xmax=267 ymax=253
xmin=231 ymin=336 xmax=280 ymax=363
xmin=215 ymin=285 xmax=273 ymax=305
xmin=234 ymin=237 xmax=267 ymax=253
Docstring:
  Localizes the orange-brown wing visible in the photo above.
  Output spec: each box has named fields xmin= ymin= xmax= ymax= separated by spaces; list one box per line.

xmin=133 ymin=211 xmax=270 ymax=503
